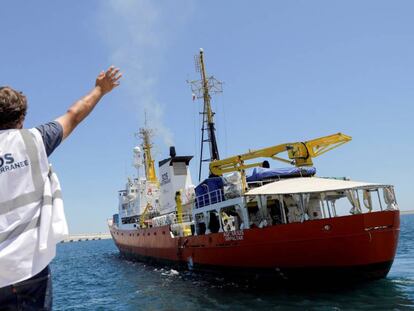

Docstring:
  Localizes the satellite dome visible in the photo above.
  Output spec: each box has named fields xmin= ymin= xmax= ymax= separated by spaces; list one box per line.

xmin=133 ymin=146 xmax=141 ymax=154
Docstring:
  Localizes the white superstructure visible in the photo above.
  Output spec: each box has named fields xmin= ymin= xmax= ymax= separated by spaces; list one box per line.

xmin=114 ymin=128 xmax=161 ymax=230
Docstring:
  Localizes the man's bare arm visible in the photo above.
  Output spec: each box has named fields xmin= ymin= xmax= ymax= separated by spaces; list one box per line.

xmin=55 ymin=66 xmax=122 ymax=140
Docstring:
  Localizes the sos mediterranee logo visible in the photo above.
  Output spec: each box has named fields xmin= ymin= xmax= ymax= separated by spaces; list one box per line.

xmin=0 ymin=153 xmax=14 ymax=167
xmin=160 ymin=172 xmax=171 ymax=186
xmin=0 ymin=153 xmax=30 ymax=174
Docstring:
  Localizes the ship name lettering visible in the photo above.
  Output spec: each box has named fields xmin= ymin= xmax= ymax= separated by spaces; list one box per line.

xmin=223 ymin=230 xmax=244 ymax=241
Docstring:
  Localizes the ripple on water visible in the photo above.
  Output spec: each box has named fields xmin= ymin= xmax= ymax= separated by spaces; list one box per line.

xmin=52 ymin=215 xmax=414 ymax=310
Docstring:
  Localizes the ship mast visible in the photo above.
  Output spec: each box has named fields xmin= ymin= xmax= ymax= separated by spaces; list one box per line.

xmin=188 ymin=49 xmax=223 ymax=181
xmin=138 ymin=116 xmax=157 ymax=183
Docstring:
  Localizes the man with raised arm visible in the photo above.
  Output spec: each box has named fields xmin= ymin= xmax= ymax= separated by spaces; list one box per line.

xmin=0 ymin=66 xmax=122 ymax=309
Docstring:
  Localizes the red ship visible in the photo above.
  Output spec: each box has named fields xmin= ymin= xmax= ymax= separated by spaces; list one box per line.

xmin=109 ymin=50 xmax=400 ymax=283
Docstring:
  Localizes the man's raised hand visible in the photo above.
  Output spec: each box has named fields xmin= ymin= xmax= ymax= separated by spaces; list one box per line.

xmin=96 ymin=66 xmax=122 ymax=95
xmin=56 ymin=65 xmax=123 ymax=140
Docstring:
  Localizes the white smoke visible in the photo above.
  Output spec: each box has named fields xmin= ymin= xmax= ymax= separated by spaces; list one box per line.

xmin=96 ymin=0 xmax=192 ymax=146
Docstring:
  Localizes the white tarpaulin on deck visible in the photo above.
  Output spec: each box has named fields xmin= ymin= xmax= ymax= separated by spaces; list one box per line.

xmin=245 ymin=177 xmax=386 ymax=195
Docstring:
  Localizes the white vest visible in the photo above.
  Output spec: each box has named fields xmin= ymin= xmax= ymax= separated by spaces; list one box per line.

xmin=0 ymin=128 xmax=68 ymax=287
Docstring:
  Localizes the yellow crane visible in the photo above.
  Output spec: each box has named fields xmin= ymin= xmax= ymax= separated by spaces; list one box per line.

xmin=139 ymin=127 xmax=158 ymax=183
xmin=138 ymin=126 xmax=158 ymax=228
xmin=139 ymin=203 xmax=152 ymax=228
xmin=209 ymin=132 xmax=352 ymax=190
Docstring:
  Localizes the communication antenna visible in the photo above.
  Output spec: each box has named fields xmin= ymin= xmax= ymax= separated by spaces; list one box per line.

xmin=187 ymin=48 xmax=223 ymax=181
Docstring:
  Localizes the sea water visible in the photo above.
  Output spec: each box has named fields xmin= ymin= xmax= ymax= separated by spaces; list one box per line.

xmin=52 ymin=215 xmax=414 ymax=310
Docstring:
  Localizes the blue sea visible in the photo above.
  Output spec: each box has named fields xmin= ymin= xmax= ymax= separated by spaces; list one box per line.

xmin=51 ymin=215 xmax=414 ymax=310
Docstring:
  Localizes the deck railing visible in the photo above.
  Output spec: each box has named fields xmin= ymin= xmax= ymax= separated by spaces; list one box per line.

xmin=151 ymin=211 xmax=193 ymax=227
xmin=195 ymin=188 xmax=226 ymax=209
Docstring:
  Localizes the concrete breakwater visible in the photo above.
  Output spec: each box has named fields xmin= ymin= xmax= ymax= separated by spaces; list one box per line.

xmin=61 ymin=233 xmax=111 ymax=243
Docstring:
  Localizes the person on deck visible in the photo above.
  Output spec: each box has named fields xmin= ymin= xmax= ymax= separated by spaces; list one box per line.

xmin=0 ymin=66 xmax=122 ymax=310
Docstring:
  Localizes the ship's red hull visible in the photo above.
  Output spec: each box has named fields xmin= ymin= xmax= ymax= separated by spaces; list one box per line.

xmin=109 ymin=210 xmax=400 ymax=282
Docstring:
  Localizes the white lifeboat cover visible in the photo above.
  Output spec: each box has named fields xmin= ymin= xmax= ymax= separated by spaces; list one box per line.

xmin=245 ymin=177 xmax=387 ymax=195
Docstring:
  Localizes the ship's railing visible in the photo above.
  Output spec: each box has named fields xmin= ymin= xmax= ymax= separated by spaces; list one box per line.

xmin=176 ymin=211 xmax=193 ymax=223
xmin=151 ymin=211 xmax=193 ymax=227
xmin=195 ymin=188 xmax=226 ymax=209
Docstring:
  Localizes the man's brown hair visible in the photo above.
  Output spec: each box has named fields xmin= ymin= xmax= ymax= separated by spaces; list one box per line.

xmin=0 ymin=87 xmax=27 ymax=130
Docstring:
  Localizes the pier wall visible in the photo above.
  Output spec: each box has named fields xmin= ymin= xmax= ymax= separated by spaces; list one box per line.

xmin=61 ymin=233 xmax=111 ymax=243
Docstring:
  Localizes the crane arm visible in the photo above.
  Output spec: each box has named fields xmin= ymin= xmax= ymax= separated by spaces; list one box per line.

xmin=139 ymin=203 xmax=152 ymax=228
xmin=209 ymin=133 xmax=351 ymax=176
